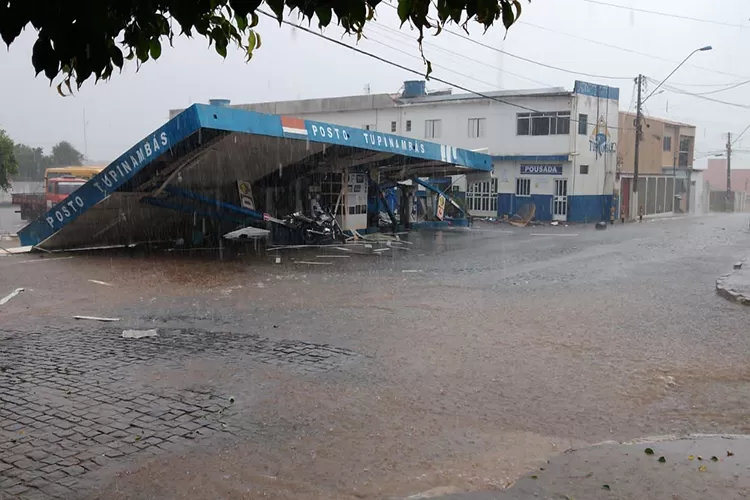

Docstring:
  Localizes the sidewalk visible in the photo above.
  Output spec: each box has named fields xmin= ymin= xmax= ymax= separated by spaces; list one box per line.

xmin=430 ymin=435 xmax=750 ymax=500
xmin=716 ymin=260 xmax=750 ymax=305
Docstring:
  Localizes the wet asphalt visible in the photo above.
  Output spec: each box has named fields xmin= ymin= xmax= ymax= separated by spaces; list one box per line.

xmin=2 ymin=211 xmax=750 ymax=499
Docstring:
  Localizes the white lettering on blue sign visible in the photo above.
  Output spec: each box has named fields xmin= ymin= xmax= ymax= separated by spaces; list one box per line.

xmin=520 ymin=164 xmax=563 ymax=175
xmin=44 ymin=131 xmax=169 ymax=228
xmin=309 ymin=122 xmax=429 ymax=154
xmin=440 ymin=145 xmax=457 ymax=163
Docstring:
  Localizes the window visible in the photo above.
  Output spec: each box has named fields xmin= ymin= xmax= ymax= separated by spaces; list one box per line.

xmin=468 ymin=118 xmax=486 ymax=138
xmin=516 ymin=178 xmax=531 ymax=197
xmin=663 ymin=136 xmax=672 ymax=152
xmin=466 ymin=178 xmax=498 ymax=213
xmin=425 ymin=119 xmax=442 ymax=138
xmin=364 ymin=124 xmax=373 ymax=130
xmin=531 ymin=113 xmax=550 ymax=136
xmin=56 ymin=181 xmax=85 ymax=195
xmin=406 ymin=120 xmax=412 ymax=132
xmin=579 ymin=164 xmax=589 ymax=175
xmin=517 ymin=113 xmax=530 ymax=135
xmin=391 ymin=121 xmax=397 ymax=132
xmin=678 ymin=135 xmax=692 ymax=167
xmin=578 ymin=113 xmax=588 ymax=135
xmin=517 ymin=112 xmax=570 ymax=136
xmin=451 ymin=185 xmax=460 ymax=192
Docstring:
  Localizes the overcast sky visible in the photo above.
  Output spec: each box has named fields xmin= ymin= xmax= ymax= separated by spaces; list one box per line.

xmin=1 ymin=0 xmax=749 ymax=166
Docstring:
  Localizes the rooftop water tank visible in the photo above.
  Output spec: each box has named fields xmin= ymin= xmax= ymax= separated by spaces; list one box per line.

xmin=402 ymin=80 xmax=426 ymax=98
xmin=209 ymin=99 xmax=231 ymax=107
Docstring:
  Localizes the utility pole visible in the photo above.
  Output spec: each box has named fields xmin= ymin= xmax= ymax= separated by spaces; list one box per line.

xmin=726 ymin=132 xmax=732 ymax=212
xmin=632 ymin=74 xmax=643 ymax=220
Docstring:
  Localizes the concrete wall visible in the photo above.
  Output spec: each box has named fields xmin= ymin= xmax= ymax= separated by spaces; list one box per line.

xmin=618 ymin=112 xmax=696 ymax=176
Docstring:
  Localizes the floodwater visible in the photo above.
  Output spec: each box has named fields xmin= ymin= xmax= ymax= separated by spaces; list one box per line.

xmin=2 ymin=214 xmax=750 ymax=499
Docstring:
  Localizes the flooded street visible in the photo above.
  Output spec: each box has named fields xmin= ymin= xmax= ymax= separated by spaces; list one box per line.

xmin=2 ymin=214 xmax=750 ymax=499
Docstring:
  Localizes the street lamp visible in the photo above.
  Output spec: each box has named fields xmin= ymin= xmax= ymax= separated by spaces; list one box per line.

xmin=631 ymin=45 xmax=712 ymax=220
xmin=643 ymin=46 xmax=713 ymax=104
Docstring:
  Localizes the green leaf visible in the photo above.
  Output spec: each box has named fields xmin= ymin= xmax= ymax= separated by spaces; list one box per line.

xmin=710 ymin=456 xmax=719 ymax=462
xmin=247 ymin=30 xmax=256 ymax=53
xmin=216 ymin=42 xmax=227 ymax=58
xmin=255 ymin=31 xmax=262 ymax=49
xmin=513 ymin=0 xmax=523 ymax=18
xmin=236 ymin=14 xmax=248 ymax=31
xmin=56 ymin=82 xmax=66 ymax=97
xmin=316 ymin=7 xmax=332 ymax=28
xmin=644 ymin=448 xmax=654 ymax=455
xmin=602 ymin=484 xmax=610 ymax=491
xmin=658 ymin=456 xmax=666 ymax=463
xmin=397 ymin=0 xmax=413 ymax=24
xmin=501 ymin=2 xmax=515 ymax=29
xmin=250 ymin=12 xmax=259 ymax=28
xmin=425 ymin=59 xmax=433 ymax=80
xmin=136 ymin=39 xmax=150 ymax=62
xmin=149 ymin=39 xmax=162 ymax=59
xmin=110 ymin=46 xmax=124 ymax=69
xmin=266 ymin=0 xmax=284 ymax=22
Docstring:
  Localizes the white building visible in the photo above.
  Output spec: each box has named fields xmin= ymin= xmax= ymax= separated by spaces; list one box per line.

xmin=174 ymin=80 xmax=620 ymax=222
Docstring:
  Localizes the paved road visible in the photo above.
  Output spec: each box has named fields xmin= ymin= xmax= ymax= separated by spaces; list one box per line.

xmin=1 ymin=214 xmax=750 ymax=499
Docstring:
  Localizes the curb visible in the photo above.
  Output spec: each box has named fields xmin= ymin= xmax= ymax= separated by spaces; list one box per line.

xmin=716 ymin=260 xmax=750 ymax=305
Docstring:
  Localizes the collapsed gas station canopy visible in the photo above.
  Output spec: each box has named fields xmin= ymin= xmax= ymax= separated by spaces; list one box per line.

xmin=17 ymin=104 xmax=492 ymax=250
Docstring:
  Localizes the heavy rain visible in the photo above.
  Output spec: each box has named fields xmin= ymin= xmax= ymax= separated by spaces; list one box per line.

xmin=2 ymin=0 xmax=750 ymax=499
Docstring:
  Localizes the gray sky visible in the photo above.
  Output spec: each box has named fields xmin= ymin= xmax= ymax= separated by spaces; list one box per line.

xmin=1 ymin=0 xmax=749 ymax=166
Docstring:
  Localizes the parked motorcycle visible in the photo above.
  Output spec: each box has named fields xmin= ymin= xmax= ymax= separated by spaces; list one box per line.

xmin=283 ymin=207 xmax=343 ymax=245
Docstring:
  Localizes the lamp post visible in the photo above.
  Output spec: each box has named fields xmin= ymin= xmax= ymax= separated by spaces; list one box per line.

xmin=632 ymin=46 xmax=712 ymax=220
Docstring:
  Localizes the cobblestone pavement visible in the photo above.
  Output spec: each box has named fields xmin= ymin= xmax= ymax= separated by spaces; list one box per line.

xmin=0 ymin=326 xmax=358 ymax=499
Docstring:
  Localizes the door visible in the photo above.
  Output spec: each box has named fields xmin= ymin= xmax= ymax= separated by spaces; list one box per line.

xmin=553 ymin=178 xmax=568 ymax=221
xmin=620 ymin=178 xmax=631 ymax=221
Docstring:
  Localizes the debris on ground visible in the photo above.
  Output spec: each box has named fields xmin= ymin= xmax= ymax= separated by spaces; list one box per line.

xmin=88 ymin=279 xmax=114 ymax=287
xmin=509 ymin=203 xmax=536 ymax=228
xmin=73 ymin=315 xmax=121 ymax=322
xmin=595 ymin=221 xmax=608 ymax=230
xmin=0 ymin=288 xmax=24 ymax=306
xmin=122 ymin=329 xmax=158 ymax=339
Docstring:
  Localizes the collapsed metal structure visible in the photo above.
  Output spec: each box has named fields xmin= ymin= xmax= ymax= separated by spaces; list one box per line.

xmin=18 ymin=104 xmax=492 ymax=250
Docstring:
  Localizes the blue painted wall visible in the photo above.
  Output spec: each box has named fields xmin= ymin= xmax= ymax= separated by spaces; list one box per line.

xmin=568 ymin=195 xmax=613 ymax=222
xmin=498 ymin=194 xmax=553 ymax=221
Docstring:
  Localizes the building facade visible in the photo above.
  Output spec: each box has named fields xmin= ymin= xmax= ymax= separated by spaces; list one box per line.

xmin=617 ymin=112 xmax=696 ymax=216
xmin=171 ymin=80 xmax=620 ymax=222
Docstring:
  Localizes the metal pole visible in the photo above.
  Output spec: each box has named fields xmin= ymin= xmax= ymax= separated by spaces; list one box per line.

xmin=726 ymin=132 xmax=732 ymax=212
xmin=632 ymin=74 xmax=643 ymax=220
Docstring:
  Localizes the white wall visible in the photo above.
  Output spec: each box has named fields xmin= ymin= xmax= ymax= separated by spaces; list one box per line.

xmin=691 ymin=171 xmax=707 ymax=214
xmin=570 ymin=92 xmax=619 ymax=197
xmin=293 ymin=95 xmax=573 ymax=157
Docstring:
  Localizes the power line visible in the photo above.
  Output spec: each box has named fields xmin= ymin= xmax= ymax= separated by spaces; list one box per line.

xmin=258 ymin=9 xmax=537 ymax=113
xmin=731 ymin=123 xmax=750 ymax=146
xmin=376 ymin=1 xmax=632 ymax=81
xmin=367 ymin=22 xmax=554 ymax=88
xmin=517 ymin=20 xmax=750 ymax=83
xmin=664 ymin=79 xmax=750 ymax=96
xmin=261 ymin=9 xmax=632 ymax=130
xmin=365 ymin=35 xmax=514 ymax=92
xmin=648 ymin=78 xmax=750 ymax=110
xmin=583 ymin=0 xmax=746 ymax=28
